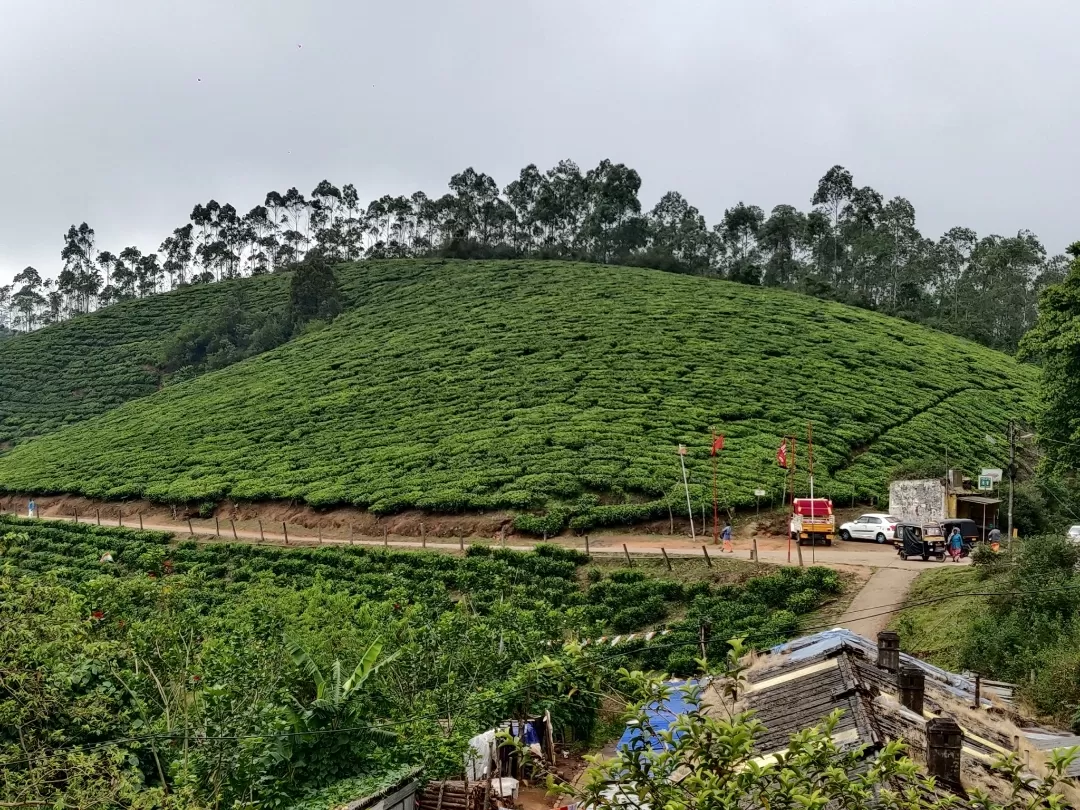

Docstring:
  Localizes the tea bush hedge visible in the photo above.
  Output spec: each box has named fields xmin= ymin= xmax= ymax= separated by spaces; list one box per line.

xmin=0 ymin=259 xmax=1035 ymax=529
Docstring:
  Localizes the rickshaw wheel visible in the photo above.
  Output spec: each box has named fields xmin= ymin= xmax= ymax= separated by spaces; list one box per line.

xmin=936 ymin=554 xmax=946 ymax=561
xmin=899 ymin=552 xmax=908 ymax=560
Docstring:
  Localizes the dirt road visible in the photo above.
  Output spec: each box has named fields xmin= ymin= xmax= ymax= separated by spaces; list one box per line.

xmin=10 ymin=509 xmax=970 ymax=634
xmin=13 ymin=508 xmax=960 ymax=572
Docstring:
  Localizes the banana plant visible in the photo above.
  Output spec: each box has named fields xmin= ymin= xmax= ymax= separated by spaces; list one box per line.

xmin=284 ymin=634 xmax=400 ymax=737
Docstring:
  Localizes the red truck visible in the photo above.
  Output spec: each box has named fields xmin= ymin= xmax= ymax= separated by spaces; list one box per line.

xmin=789 ymin=498 xmax=836 ymax=546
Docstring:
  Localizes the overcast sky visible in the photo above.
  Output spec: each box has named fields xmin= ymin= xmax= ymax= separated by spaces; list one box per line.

xmin=1 ymin=0 xmax=1078 ymax=287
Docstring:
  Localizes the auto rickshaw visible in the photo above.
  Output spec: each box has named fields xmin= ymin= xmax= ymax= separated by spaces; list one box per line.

xmin=939 ymin=518 xmax=979 ymax=556
xmin=894 ymin=522 xmax=947 ymax=562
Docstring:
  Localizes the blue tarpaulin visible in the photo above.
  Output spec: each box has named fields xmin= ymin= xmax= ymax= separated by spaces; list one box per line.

xmin=616 ymin=680 xmax=699 ymax=752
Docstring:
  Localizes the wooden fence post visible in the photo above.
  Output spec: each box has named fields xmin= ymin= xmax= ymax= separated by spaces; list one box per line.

xmin=118 ymin=512 xmax=123 ymax=527
xmin=585 ymin=535 xmax=590 ymax=556
xmin=623 ymin=544 xmax=632 ymax=566
xmin=74 ymin=508 xmax=79 ymax=524
xmin=421 ymin=523 xmax=426 ymax=548
xmin=702 ymin=545 xmax=712 ymax=568
xmin=215 ymin=516 xmax=220 ymax=537
xmin=668 ymin=505 xmax=674 ymax=536
xmin=796 ymin=539 xmax=804 ymax=568
xmin=752 ymin=537 xmax=759 ymax=561
xmin=96 ymin=509 xmax=101 ymax=526
xmin=661 ymin=547 xmax=672 ymax=571
xmin=259 ymin=520 xmax=265 ymax=543
xmin=318 ymin=526 xmax=322 ymax=544
xmin=282 ymin=522 xmax=289 ymax=545
xmin=349 ymin=523 xmax=353 ymax=545
xmin=231 ymin=520 xmax=238 ymax=540
xmin=139 ymin=513 xmax=144 ymax=531
xmin=459 ymin=534 xmax=465 ymax=553
xmin=383 ymin=526 xmax=388 ymax=547
xmin=187 ymin=518 xmax=193 ymax=536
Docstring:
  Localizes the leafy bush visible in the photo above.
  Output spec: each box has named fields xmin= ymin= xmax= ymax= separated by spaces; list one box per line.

xmin=959 ymin=534 xmax=1080 ymax=724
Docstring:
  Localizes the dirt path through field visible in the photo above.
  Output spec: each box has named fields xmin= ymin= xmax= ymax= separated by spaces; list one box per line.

xmin=835 ymin=566 xmax=922 ymax=636
xmin=10 ymin=507 xmax=969 ymax=630
xmin=12 ymin=508 xmax=961 ymax=574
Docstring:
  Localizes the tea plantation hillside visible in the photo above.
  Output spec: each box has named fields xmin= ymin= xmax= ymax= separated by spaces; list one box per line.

xmin=0 ymin=259 xmax=1036 ymax=531
xmin=0 ymin=261 xmax=432 ymax=447
xmin=0 ymin=274 xmax=291 ymax=446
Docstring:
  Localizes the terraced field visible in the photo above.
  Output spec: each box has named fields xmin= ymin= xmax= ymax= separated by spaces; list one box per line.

xmin=0 ymin=259 xmax=1036 ymax=531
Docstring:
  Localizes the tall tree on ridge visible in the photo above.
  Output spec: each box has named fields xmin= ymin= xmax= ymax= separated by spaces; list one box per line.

xmin=811 ymin=165 xmax=854 ymax=281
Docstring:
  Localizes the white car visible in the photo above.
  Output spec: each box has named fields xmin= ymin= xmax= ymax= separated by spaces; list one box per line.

xmin=838 ymin=513 xmax=902 ymax=544
xmin=1067 ymin=525 xmax=1080 ymax=543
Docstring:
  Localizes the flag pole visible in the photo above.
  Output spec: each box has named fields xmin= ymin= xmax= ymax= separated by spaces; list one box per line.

xmin=711 ymin=427 xmax=719 ymax=546
xmin=808 ymin=421 xmax=815 ymax=564
xmin=679 ymin=444 xmax=696 ymax=540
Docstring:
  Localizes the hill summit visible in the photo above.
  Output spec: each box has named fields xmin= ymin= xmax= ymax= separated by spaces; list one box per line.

xmin=0 ymin=259 xmax=1032 ymax=532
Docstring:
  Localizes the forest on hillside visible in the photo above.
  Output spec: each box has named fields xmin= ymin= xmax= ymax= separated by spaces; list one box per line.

xmin=0 ymin=162 xmax=1068 ymax=353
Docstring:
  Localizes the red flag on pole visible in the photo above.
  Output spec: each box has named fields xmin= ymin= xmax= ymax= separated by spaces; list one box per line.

xmin=777 ymin=440 xmax=788 ymax=468
xmin=711 ymin=434 xmax=724 ymax=456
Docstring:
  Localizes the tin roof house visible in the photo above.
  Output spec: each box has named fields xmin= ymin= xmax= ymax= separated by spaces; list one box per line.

xmin=711 ymin=628 xmax=1080 ymax=803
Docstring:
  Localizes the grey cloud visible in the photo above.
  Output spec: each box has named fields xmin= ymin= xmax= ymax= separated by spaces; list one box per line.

xmin=2 ymin=0 xmax=1078 ymax=285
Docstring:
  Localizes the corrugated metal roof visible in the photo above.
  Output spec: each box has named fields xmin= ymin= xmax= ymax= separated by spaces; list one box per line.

xmin=758 ymin=630 xmax=1080 ymax=780
xmin=956 ymin=495 xmax=1001 ymax=506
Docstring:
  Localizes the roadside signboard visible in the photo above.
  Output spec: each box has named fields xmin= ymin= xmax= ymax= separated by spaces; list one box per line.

xmin=981 ymin=468 xmax=1003 ymax=483
xmin=753 ymin=489 xmax=767 ymax=497
xmin=677 ymin=444 xmax=687 ymax=456
xmin=978 ymin=475 xmax=993 ymax=491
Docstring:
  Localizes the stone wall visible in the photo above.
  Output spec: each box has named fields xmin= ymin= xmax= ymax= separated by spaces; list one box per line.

xmin=889 ymin=479 xmax=946 ymax=522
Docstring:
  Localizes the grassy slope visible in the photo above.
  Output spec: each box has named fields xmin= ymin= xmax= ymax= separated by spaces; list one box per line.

xmin=0 ymin=259 xmax=1036 ymax=524
xmin=888 ymin=567 xmax=991 ymax=671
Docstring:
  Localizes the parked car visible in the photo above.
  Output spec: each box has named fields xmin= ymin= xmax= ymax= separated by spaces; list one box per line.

xmin=1068 ymin=525 xmax=1080 ymax=543
xmin=838 ymin=513 xmax=901 ymax=544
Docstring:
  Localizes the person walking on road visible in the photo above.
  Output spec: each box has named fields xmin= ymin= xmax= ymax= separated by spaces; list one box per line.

xmin=948 ymin=526 xmax=964 ymax=562
xmin=721 ymin=522 xmax=733 ymax=553
xmin=27 ymin=499 xmax=36 ymax=519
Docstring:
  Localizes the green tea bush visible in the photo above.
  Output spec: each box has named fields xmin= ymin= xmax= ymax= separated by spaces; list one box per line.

xmin=1 ymin=260 xmax=1032 ymax=531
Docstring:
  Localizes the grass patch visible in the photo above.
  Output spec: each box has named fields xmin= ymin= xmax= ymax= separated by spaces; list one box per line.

xmin=888 ymin=567 xmax=993 ymax=671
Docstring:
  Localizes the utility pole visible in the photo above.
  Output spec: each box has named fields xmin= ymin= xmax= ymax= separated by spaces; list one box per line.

xmin=1007 ymin=419 xmax=1015 ymax=546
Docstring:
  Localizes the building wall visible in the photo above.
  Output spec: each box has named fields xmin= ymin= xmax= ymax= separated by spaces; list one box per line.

xmin=889 ymin=479 xmax=947 ymax=522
